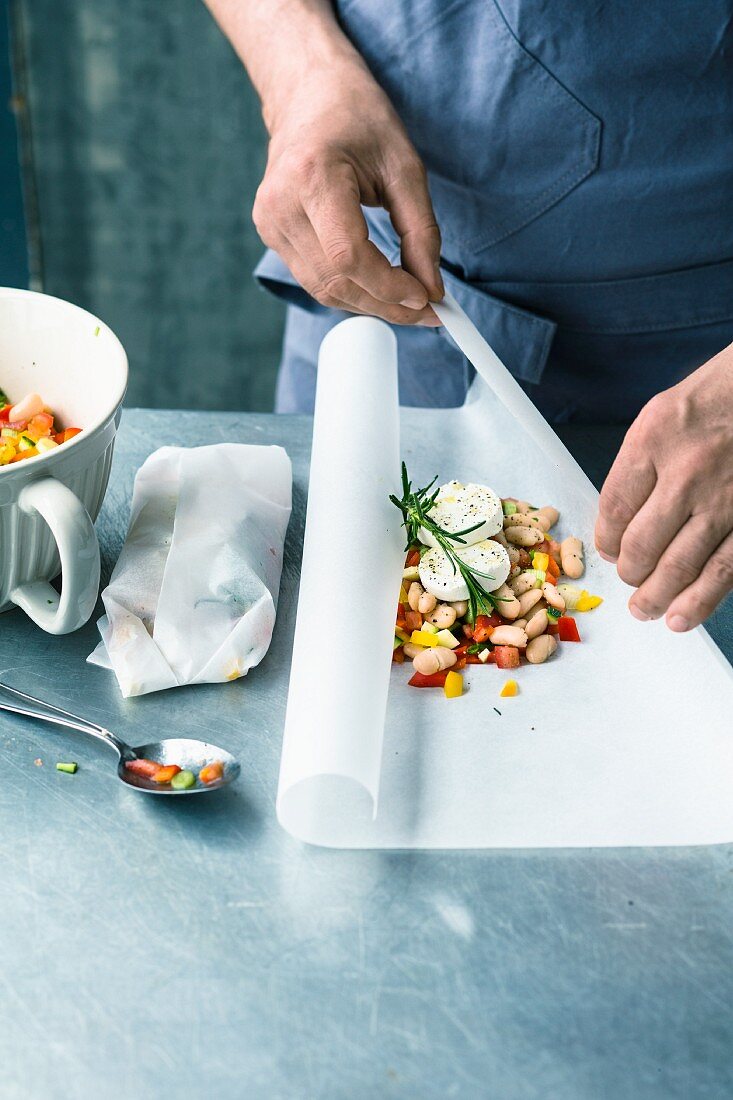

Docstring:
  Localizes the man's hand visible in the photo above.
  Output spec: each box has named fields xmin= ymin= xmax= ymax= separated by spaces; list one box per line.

xmin=204 ymin=0 xmax=442 ymax=326
xmin=254 ymin=63 xmax=442 ymax=326
xmin=595 ymin=344 xmax=733 ymax=630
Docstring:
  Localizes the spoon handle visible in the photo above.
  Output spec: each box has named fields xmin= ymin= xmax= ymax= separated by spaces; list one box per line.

xmin=0 ymin=680 xmax=130 ymax=758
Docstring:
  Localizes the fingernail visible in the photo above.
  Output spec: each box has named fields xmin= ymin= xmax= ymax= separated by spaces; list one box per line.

xmin=629 ymin=605 xmax=651 ymax=622
xmin=400 ymin=297 xmax=427 ymax=310
xmin=598 ymin=550 xmax=618 ymax=564
xmin=667 ymin=614 xmax=690 ymax=632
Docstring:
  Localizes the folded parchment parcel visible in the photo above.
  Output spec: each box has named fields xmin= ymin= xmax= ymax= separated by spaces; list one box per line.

xmin=277 ymin=317 xmax=733 ymax=849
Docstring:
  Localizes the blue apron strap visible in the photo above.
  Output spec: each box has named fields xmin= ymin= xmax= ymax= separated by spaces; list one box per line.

xmin=254 ymin=248 xmax=556 ymax=385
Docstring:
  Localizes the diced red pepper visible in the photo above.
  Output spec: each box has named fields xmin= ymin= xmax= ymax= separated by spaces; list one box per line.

xmin=125 ymin=758 xmax=162 ymax=779
xmin=473 ymin=611 xmax=503 ymax=643
xmin=200 ymin=761 xmax=224 ymax=784
xmin=408 ymin=670 xmax=449 ymax=688
xmin=405 ymin=548 xmax=421 ymax=568
xmin=0 ymin=404 xmax=10 ymax=421
xmin=453 ymin=657 xmax=467 ymax=670
xmin=546 ymin=557 xmax=561 ymax=580
xmin=153 ymin=764 xmax=182 ymax=784
xmin=392 ymin=646 xmax=405 ymax=664
xmin=54 ymin=427 xmax=81 ymax=444
xmin=557 ymin=616 xmax=581 ymax=642
xmin=493 ymin=645 xmax=521 ymax=669
xmin=547 ymin=621 xmax=559 ymax=636
xmin=405 ymin=609 xmax=423 ymax=632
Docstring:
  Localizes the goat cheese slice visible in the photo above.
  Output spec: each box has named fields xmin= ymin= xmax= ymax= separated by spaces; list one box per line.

xmin=418 ymin=539 xmax=511 ymax=602
xmin=418 ymin=481 xmax=503 ymax=549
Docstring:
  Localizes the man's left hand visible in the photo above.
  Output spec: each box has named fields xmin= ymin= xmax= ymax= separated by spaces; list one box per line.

xmin=595 ymin=343 xmax=733 ymax=630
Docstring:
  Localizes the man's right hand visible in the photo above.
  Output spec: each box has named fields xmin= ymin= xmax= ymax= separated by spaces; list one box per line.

xmin=253 ymin=63 xmax=443 ymax=326
xmin=204 ymin=0 xmax=442 ymax=324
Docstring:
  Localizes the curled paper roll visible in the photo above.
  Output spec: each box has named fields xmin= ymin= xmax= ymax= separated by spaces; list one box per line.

xmin=276 ymin=318 xmax=405 ymax=843
xmin=278 ymin=314 xmax=733 ymax=851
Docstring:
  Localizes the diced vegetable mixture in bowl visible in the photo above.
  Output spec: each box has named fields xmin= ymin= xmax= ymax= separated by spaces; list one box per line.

xmin=390 ymin=467 xmax=602 ymax=698
xmin=0 ymin=388 xmax=81 ymax=465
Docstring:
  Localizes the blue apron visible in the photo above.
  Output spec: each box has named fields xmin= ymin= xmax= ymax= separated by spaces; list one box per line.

xmin=255 ymin=0 xmax=733 ymax=422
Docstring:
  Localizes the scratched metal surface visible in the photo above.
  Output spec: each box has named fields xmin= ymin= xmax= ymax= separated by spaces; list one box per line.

xmin=0 ymin=410 xmax=731 ymax=1100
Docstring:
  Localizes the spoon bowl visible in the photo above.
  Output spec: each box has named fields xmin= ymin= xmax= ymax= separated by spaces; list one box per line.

xmin=119 ymin=738 xmax=240 ymax=794
xmin=0 ymin=681 xmax=240 ymax=797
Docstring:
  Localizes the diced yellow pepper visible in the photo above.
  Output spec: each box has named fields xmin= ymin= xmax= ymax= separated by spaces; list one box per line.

xmin=576 ymin=593 xmax=603 ymax=612
xmin=532 ymin=552 xmax=549 ymax=573
xmin=398 ymin=584 xmax=409 ymax=605
xmin=411 ymin=630 xmax=440 ymax=648
xmin=500 ymin=679 xmax=518 ymax=697
xmin=444 ymin=670 xmax=463 ymax=698
xmin=0 ymin=442 xmax=15 ymax=465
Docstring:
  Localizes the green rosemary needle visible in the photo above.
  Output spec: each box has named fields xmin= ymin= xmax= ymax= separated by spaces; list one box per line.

xmin=389 ymin=463 xmax=498 ymax=622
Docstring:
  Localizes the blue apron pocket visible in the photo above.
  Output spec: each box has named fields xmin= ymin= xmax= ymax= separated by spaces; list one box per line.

xmin=336 ymin=0 xmax=601 ymax=252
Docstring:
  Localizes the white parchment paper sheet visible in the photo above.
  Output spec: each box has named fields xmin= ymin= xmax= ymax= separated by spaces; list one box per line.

xmin=277 ymin=315 xmax=733 ymax=848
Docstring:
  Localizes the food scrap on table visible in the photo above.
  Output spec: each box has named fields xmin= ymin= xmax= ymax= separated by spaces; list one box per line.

xmin=56 ymin=762 xmax=78 ymax=774
xmin=0 ymin=388 xmax=82 ymax=466
xmin=390 ymin=465 xmax=602 ymax=695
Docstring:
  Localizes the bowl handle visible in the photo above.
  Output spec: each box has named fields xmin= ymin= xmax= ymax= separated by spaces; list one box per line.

xmin=10 ymin=477 xmax=100 ymax=634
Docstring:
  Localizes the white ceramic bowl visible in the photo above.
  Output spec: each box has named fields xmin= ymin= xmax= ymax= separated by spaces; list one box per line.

xmin=0 ymin=288 xmax=127 ymax=633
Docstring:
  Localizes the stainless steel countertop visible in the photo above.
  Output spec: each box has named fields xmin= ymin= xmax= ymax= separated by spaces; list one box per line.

xmin=1 ymin=409 xmax=731 ymax=1100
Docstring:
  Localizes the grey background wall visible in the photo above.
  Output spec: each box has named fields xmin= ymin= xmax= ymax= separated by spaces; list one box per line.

xmin=11 ymin=0 xmax=286 ymax=412
xmin=1 ymin=1 xmax=27 ymax=286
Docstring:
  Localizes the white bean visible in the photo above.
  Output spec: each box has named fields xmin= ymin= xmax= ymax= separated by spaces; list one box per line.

xmin=403 ymin=642 xmax=423 ymax=659
xmin=490 ymin=529 xmax=510 ymax=548
xmin=451 ymin=600 xmax=468 ymax=618
xmin=413 ymin=646 xmax=457 ymax=675
xmin=513 ymin=618 xmax=527 ymax=631
xmin=542 ymin=582 xmax=566 ymax=611
xmin=493 ymin=583 xmax=521 ymax=620
xmin=536 ymin=506 xmax=559 ymax=531
xmin=503 ymin=512 xmax=543 ymax=530
xmin=489 ymin=625 xmax=528 ymax=648
xmin=505 ymin=525 xmax=544 ymax=548
xmin=426 ymin=603 xmax=457 ymax=629
xmin=509 ymin=571 xmax=538 ymax=596
xmin=518 ymin=588 xmax=543 ymax=616
xmin=9 ymin=392 xmax=44 ymax=423
xmin=525 ymin=608 xmax=549 ymax=639
xmin=526 ymin=634 xmax=558 ymax=664
xmin=506 ymin=545 xmax=521 ymax=565
xmin=561 ymin=537 xmax=584 ymax=579
xmin=418 ymin=590 xmax=438 ymax=615
xmin=407 ymin=581 xmax=423 ymax=612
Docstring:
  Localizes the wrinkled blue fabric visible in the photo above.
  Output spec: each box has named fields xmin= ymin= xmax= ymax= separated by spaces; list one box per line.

xmin=255 ymin=0 xmax=733 ymax=422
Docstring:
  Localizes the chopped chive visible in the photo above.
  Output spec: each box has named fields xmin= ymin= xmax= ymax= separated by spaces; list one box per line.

xmin=94 ymin=325 xmax=100 ymax=336
xmin=56 ymin=761 xmax=77 ymax=774
xmin=502 ymin=501 xmax=517 ymax=516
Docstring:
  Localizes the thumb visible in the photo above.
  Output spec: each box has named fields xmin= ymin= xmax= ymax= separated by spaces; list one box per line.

xmin=382 ymin=159 xmax=443 ymax=301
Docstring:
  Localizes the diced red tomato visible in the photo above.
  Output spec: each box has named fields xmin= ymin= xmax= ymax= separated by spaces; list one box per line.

xmin=408 ymin=670 xmax=449 ymax=688
xmin=392 ymin=646 xmax=405 ymax=664
xmin=27 ymin=412 xmax=54 ymax=437
xmin=557 ymin=616 xmax=581 ymax=642
xmin=396 ymin=602 xmax=408 ymax=630
xmin=535 ymin=540 xmax=551 ymax=556
xmin=125 ymin=758 xmax=161 ymax=779
xmin=547 ymin=621 xmax=559 ymax=636
xmin=405 ymin=609 xmax=423 ymax=632
xmin=493 ymin=645 xmax=521 ymax=669
xmin=461 ymin=623 xmax=474 ymax=640
xmin=518 ymin=549 xmax=532 ymax=569
xmin=0 ymin=405 xmax=10 ymax=421
xmin=405 ymin=548 xmax=421 ymax=568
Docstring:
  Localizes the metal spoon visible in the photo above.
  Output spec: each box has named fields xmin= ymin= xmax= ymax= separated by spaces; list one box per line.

xmin=0 ymin=680 xmax=240 ymax=795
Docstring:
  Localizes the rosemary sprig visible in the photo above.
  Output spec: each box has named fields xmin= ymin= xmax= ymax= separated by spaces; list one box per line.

xmin=389 ymin=463 xmax=497 ymax=622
